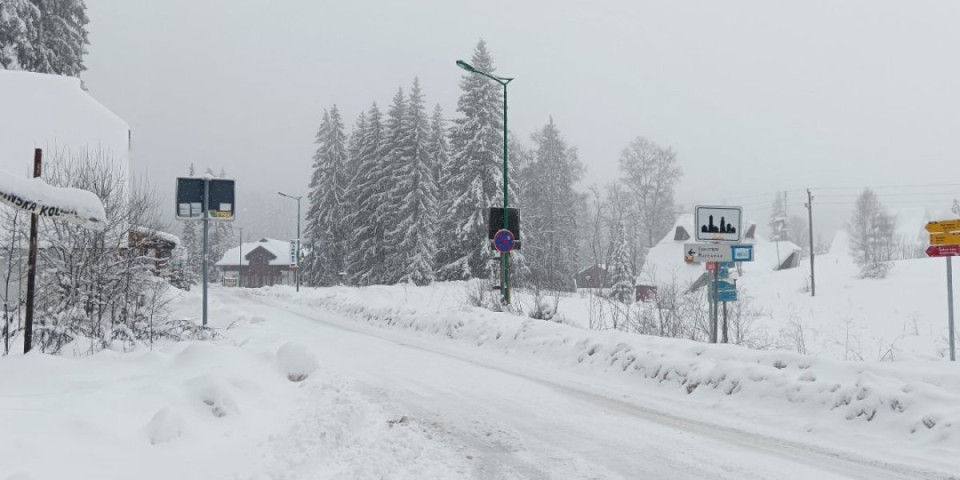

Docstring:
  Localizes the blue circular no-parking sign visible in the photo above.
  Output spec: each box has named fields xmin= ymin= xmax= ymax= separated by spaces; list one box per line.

xmin=493 ymin=229 xmax=515 ymax=253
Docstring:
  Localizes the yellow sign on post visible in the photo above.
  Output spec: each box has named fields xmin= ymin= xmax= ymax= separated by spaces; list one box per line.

xmin=930 ymin=233 xmax=960 ymax=246
xmin=926 ymin=220 xmax=960 ymax=233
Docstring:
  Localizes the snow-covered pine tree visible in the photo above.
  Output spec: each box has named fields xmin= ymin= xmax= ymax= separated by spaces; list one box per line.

xmin=346 ymin=112 xmax=366 ymax=177
xmin=521 ymin=118 xmax=584 ymax=291
xmin=303 ymin=106 xmax=348 ymax=286
xmin=0 ymin=0 xmax=39 ymax=70
xmin=378 ymin=87 xmax=407 ymax=283
xmin=302 ymin=110 xmax=329 ymax=285
xmin=610 ymin=222 xmax=634 ymax=303
xmin=768 ymin=192 xmax=788 ymax=241
xmin=436 ymin=39 xmax=513 ymax=280
xmin=385 ymin=78 xmax=437 ymax=285
xmin=18 ymin=0 xmax=88 ymax=76
xmin=429 ymin=104 xmax=450 ymax=206
xmin=344 ymin=103 xmax=387 ymax=285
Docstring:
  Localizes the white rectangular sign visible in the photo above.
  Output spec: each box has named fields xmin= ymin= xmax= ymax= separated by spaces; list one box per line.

xmin=695 ymin=205 xmax=743 ymax=242
xmin=684 ymin=243 xmax=733 ymax=262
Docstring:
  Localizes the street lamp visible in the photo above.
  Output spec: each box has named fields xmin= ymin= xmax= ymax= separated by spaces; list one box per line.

xmin=456 ymin=59 xmax=514 ymax=305
xmin=278 ymin=191 xmax=302 ymax=292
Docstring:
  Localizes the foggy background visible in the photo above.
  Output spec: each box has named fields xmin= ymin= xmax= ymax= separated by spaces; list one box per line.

xmin=81 ymin=0 xmax=960 ymax=244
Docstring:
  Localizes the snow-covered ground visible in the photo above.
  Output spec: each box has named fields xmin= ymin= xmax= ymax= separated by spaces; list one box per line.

xmin=2 ymin=278 xmax=959 ymax=479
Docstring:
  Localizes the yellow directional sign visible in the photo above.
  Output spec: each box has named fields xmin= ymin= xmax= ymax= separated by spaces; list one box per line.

xmin=926 ymin=220 xmax=960 ymax=233
xmin=930 ymin=233 xmax=960 ymax=246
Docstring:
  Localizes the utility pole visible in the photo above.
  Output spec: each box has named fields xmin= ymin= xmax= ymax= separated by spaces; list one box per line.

xmin=805 ymin=189 xmax=815 ymax=297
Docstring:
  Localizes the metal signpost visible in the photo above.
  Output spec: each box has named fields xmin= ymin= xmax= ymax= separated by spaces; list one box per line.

xmin=925 ymin=220 xmax=960 ymax=361
xmin=687 ymin=205 xmax=753 ymax=343
xmin=177 ymin=177 xmax=235 ymax=327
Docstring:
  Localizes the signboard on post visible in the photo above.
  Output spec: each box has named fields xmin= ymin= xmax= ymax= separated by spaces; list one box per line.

xmin=925 ymin=219 xmax=960 ymax=361
xmin=207 ymin=179 xmax=235 ymax=221
xmin=290 ymin=239 xmax=299 ymax=267
xmin=685 ymin=243 xmax=754 ymax=263
xmin=695 ymin=205 xmax=743 ymax=242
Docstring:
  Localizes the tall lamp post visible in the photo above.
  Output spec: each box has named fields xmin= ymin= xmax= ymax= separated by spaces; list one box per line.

xmin=456 ymin=59 xmax=514 ymax=304
xmin=278 ymin=192 xmax=302 ymax=292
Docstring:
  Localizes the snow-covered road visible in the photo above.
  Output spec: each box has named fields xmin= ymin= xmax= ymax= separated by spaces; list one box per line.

xmin=228 ymin=290 xmax=953 ymax=480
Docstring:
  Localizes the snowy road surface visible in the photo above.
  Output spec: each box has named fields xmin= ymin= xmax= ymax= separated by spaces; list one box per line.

xmin=225 ymin=290 xmax=955 ymax=480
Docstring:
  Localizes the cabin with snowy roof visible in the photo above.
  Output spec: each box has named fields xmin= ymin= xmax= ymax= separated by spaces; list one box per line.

xmin=215 ymin=238 xmax=297 ymax=288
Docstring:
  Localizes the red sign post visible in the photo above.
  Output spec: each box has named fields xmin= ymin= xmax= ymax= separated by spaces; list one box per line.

xmin=926 ymin=220 xmax=960 ymax=361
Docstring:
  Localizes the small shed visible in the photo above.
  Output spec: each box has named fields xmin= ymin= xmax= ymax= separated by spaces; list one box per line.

xmin=128 ymin=226 xmax=179 ymax=271
xmin=575 ymin=264 xmax=610 ymax=289
xmin=216 ymin=238 xmax=297 ymax=288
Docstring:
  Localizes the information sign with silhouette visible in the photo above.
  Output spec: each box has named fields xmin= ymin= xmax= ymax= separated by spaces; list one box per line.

xmin=695 ymin=205 xmax=743 ymax=242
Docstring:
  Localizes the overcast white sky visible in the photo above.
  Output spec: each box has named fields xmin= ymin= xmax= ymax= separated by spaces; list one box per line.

xmin=82 ymin=0 xmax=960 ymax=240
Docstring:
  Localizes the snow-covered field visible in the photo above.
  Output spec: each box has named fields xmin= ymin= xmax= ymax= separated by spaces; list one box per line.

xmin=2 ymin=272 xmax=959 ymax=479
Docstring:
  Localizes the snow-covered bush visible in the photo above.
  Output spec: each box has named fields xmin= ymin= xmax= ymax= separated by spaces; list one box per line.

xmin=8 ymin=149 xmax=207 ymax=354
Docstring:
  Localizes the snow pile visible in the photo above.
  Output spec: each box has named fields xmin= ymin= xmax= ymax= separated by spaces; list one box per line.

xmin=0 ymin=330 xmax=475 ymax=479
xmin=251 ymin=283 xmax=960 ymax=445
xmin=276 ymin=341 xmax=318 ymax=381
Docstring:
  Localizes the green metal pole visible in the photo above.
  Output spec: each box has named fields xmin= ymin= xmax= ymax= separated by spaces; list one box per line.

xmin=502 ymin=81 xmax=510 ymax=305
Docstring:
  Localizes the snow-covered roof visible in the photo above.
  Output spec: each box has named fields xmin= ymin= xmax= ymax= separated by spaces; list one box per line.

xmin=216 ymin=238 xmax=294 ymax=267
xmin=131 ymin=226 xmax=180 ymax=247
xmin=0 ymin=70 xmax=130 ymax=175
xmin=640 ymin=214 xmax=803 ymax=285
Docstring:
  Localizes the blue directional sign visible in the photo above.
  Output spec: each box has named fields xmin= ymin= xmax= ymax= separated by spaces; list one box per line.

xmin=493 ymin=229 xmax=515 ymax=253
xmin=717 ymin=280 xmax=736 ymax=292
xmin=716 ymin=289 xmax=738 ymax=302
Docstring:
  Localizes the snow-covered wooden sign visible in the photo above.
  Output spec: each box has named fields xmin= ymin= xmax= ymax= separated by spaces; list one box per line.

xmin=0 ymin=169 xmax=107 ymax=231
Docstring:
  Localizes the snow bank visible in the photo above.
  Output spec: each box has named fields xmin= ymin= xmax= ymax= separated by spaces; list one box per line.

xmin=251 ymin=283 xmax=960 ymax=446
xmin=0 ymin=333 xmax=475 ymax=479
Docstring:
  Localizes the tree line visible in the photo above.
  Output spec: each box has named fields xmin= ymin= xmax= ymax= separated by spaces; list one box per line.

xmin=302 ymin=40 xmax=684 ymax=293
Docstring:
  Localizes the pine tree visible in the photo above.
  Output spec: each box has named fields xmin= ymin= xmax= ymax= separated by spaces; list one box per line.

xmin=0 ymin=0 xmax=39 ymax=70
xmin=344 ymin=103 xmax=387 ymax=285
xmin=12 ymin=0 xmax=89 ymax=76
xmin=610 ymin=222 xmax=634 ymax=303
xmin=436 ymin=39 xmax=511 ymax=280
xmin=521 ymin=118 xmax=583 ymax=291
xmin=304 ymin=106 xmax=348 ymax=286
xmin=768 ymin=192 xmax=788 ymax=241
xmin=385 ymin=78 xmax=437 ymax=285
xmin=429 ymin=104 xmax=450 ymax=206
xmin=378 ymin=87 xmax=407 ymax=283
